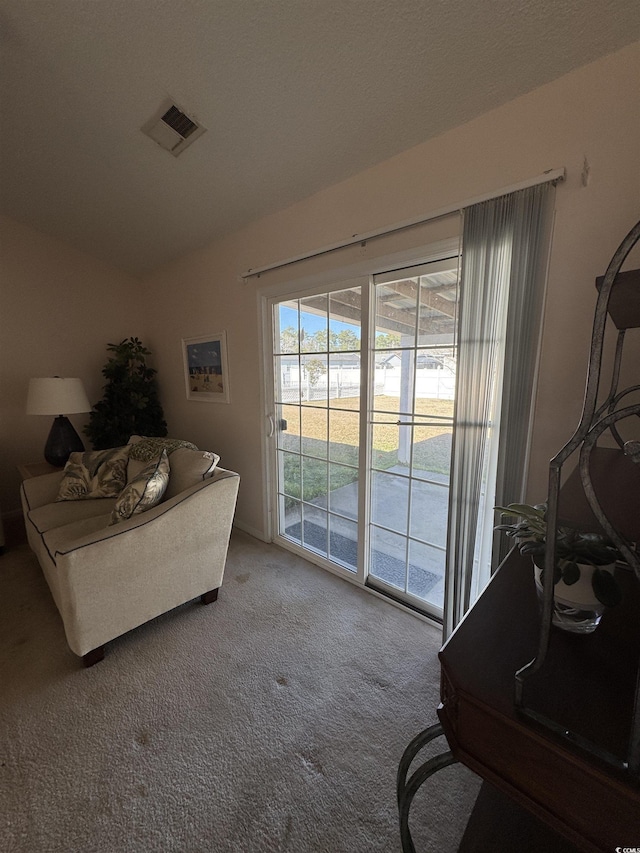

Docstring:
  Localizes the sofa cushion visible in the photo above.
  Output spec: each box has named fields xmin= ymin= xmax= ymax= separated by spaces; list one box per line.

xmin=43 ymin=513 xmax=113 ymax=560
xmin=28 ymin=497 xmax=118 ymax=534
xmin=164 ymin=448 xmax=219 ymax=500
xmin=111 ymin=450 xmax=170 ymax=524
xmin=56 ymin=447 xmax=129 ymax=501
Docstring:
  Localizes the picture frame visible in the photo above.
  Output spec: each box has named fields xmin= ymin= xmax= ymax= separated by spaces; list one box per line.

xmin=182 ymin=332 xmax=230 ymax=403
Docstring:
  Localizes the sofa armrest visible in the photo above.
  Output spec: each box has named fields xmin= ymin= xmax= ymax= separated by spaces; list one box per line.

xmin=50 ymin=469 xmax=240 ymax=656
xmin=21 ymin=471 xmax=65 ymax=511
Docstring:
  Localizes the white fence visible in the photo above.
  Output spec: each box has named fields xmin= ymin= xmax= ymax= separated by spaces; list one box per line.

xmin=278 ymin=364 xmax=455 ymax=403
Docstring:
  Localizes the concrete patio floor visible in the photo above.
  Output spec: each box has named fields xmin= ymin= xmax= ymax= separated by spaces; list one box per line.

xmin=284 ymin=465 xmax=450 ymax=610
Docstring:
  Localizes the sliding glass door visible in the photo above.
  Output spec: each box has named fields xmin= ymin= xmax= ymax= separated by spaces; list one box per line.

xmin=273 ymin=286 xmax=364 ymax=575
xmin=269 ymin=258 xmax=462 ymax=620
xmin=368 ymin=261 xmax=459 ymax=612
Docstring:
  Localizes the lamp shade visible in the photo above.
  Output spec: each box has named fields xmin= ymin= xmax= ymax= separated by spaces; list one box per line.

xmin=26 ymin=377 xmax=91 ymax=416
xmin=27 ymin=377 xmax=91 ymax=467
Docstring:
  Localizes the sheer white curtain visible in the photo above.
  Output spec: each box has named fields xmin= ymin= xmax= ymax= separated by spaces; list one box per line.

xmin=443 ymin=182 xmax=555 ymax=638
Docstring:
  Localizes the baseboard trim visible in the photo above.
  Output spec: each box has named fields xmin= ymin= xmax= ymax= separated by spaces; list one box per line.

xmin=232 ymin=519 xmax=270 ymax=543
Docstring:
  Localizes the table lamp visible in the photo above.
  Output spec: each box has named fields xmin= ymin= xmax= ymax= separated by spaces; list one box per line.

xmin=27 ymin=377 xmax=91 ymax=467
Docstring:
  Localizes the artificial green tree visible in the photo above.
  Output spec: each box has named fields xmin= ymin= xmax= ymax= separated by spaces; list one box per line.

xmin=84 ymin=337 xmax=167 ymax=450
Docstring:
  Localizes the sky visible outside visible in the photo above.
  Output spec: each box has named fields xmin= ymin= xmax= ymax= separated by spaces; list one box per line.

xmin=279 ymin=304 xmax=360 ymax=338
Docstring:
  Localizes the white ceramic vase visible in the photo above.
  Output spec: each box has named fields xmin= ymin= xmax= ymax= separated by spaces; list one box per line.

xmin=533 ymin=562 xmax=616 ymax=634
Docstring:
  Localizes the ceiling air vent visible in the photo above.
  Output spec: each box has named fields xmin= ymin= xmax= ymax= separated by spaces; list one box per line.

xmin=141 ymin=100 xmax=207 ymax=157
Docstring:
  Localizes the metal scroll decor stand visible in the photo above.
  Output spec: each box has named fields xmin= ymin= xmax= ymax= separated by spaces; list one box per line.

xmin=397 ymin=723 xmax=457 ymax=853
xmin=516 ymin=217 xmax=640 ymax=776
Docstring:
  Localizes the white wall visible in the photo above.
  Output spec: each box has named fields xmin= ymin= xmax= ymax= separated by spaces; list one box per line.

xmin=0 ymin=216 xmax=145 ymax=518
xmin=143 ymin=42 xmax=640 ymax=539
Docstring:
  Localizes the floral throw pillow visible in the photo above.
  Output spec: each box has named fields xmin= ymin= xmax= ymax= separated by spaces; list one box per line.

xmin=56 ymin=447 xmax=129 ymax=501
xmin=128 ymin=437 xmax=198 ymax=463
xmin=110 ymin=450 xmax=170 ymax=525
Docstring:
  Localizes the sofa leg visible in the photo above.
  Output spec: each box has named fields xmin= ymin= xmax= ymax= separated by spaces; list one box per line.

xmin=201 ymin=588 xmax=219 ymax=605
xmin=83 ymin=646 xmax=105 ymax=667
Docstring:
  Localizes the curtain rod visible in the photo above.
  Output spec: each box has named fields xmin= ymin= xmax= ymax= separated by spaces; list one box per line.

xmin=240 ymin=167 xmax=565 ymax=281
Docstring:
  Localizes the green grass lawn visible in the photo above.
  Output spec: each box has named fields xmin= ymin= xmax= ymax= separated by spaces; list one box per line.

xmin=281 ymin=396 xmax=453 ymax=506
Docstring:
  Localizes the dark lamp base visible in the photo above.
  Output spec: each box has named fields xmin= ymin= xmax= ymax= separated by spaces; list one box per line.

xmin=44 ymin=416 xmax=85 ymax=467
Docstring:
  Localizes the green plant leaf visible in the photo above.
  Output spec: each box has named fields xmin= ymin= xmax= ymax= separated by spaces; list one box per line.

xmin=84 ymin=337 xmax=167 ymax=449
xmin=495 ymin=503 xmax=544 ymax=520
xmin=592 ymin=568 xmax=622 ymax=607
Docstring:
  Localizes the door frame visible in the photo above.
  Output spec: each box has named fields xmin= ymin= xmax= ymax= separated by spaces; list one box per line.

xmin=256 ymin=238 xmax=461 ymax=618
xmin=260 ymin=275 xmax=370 ymax=587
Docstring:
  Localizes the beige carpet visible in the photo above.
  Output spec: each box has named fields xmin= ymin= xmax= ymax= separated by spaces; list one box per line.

xmin=0 ymin=531 xmax=480 ymax=852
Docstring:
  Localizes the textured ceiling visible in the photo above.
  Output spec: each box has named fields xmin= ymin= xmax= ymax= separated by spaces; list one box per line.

xmin=1 ymin=0 xmax=639 ymax=276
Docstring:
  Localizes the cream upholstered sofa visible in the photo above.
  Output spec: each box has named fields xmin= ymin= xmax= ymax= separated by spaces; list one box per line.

xmin=20 ymin=436 xmax=239 ymax=666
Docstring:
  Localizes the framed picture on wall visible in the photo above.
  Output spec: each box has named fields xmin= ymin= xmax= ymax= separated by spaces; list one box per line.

xmin=182 ymin=332 xmax=230 ymax=403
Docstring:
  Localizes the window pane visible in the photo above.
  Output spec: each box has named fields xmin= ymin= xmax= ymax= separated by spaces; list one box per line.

xmin=417 ymin=270 xmax=459 ymax=347
xmin=302 ymin=456 xmax=328 ymax=504
xmin=407 ymin=539 xmax=445 ymax=604
xmin=372 ymin=385 xmax=401 ymax=415
xmin=371 ymin=470 xmax=409 ymax=534
xmin=282 ymin=498 xmax=301 ymax=541
xmin=276 ymin=301 xmax=299 ymax=354
xmin=412 ymin=423 xmax=452 ymax=481
xmin=372 ymin=348 xmax=414 ymax=412
xmin=300 ymin=294 xmax=328 ymax=352
xmin=300 ymin=354 xmax=328 ymax=406
xmin=414 ymin=348 xmax=456 ymax=401
xmin=409 ymin=479 xmax=449 ymax=548
xmin=370 ymin=526 xmax=406 ymax=590
xmin=329 ymin=515 xmax=357 ymax=572
xmin=279 ymin=451 xmax=300 ymax=499
xmin=302 ymin=505 xmax=327 ymax=556
xmin=277 ymin=403 xmax=299 ymax=453
xmin=274 ymin=354 xmax=300 ymax=405
xmin=375 ymin=278 xmax=418 ymax=349
xmin=371 ymin=421 xmax=410 ymax=473
xmin=413 ymin=389 xmax=455 ymax=419
xmin=329 ymin=409 xmax=359 ymax=465
xmin=329 ymin=288 xmax=361 ymax=351
xmin=301 ymin=406 xmax=327 ymax=459
xmin=328 ymin=462 xmax=358 ymax=519
xmin=328 ymin=352 xmax=360 ymax=407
